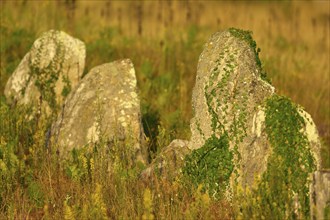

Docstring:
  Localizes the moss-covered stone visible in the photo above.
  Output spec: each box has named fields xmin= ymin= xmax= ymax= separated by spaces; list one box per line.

xmin=190 ymin=28 xmax=275 ymax=195
xmin=188 ymin=28 xmax=321 ymax=214
xmin=250 ymin=94 xmax=317 ymax=217
xmin=51 ymin=59 xmax=146 ymax=164
xmin=183 ymin=134 xmax=233 ymax=199
xmin=228 ymin=28 xmax=270 ymax=83
xmin=4 ymin=30 xmax=86 ymax=113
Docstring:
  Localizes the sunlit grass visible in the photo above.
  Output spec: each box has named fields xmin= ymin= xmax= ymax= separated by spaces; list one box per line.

xmin=0 ymin=0 xmax=329 ymax=218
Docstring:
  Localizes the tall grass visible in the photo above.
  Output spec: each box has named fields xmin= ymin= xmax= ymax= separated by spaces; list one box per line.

xmin=0 ymin=0 xmax=329 ymax=218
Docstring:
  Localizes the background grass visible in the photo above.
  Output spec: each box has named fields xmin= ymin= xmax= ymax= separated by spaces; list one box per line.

xmin=0 ymin=0 xmax=329 ymax=218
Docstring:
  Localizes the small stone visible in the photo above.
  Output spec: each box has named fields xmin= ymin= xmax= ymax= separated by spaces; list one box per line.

xmin=140 ymin=139 xmax=190 ymax=181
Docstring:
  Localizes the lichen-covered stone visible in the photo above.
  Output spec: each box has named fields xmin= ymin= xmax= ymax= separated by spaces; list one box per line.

xmin=141 ymin=139 xmax=190 ymax=180
xmin=310 ymin=170 xmax=330 ymax=220
xmin=190 ymin=29 xmax=275 ymax=188
xmin=52 ymin=59 xmax=146 ymax=163
xmin=4 ymin=30 xmax=85 ymax=111
xmin=188 ymin=28 xmax=322 ymax=206
xmin=299 ymin=109 xmax=322 ymax=169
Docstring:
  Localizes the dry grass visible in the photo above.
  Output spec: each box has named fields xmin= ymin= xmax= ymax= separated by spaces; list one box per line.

xmin=0 ymin=0 xmax=329 ymax=218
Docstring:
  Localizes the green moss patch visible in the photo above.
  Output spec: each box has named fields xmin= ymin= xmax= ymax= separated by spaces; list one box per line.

xmin=239 ymin=95 xmax=316 ymax=218
xmin=183 ymin=134 xmax=233 ymax=199
xmin=185 ymin=40 xmax=250 ymax=198
xmin=263 ymin=95 xmax=315 ymax=216
xmin=29 ymin=32 xmax=71 ymax=112
xmin=228 ymin=28 xmax=270 ymax=83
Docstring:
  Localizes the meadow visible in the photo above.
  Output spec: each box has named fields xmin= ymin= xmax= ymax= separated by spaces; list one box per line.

xmin=0 ymin=1 xmax=329 ymax=219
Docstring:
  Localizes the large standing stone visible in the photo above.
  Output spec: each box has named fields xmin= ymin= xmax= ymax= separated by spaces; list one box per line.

xmin=4 ymin=30 xmax=85 ymax=111
xmin=52 ymin=59 xmax=146 ymax=162
xmin=189 ymin=29 xmax=275 ymax=181
xmin=189 ymin=28 xmax=321 ymax=188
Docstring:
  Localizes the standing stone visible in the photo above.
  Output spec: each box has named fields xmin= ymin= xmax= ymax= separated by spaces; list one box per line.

xmin=190 ymin=28 xmax=276 ymax=187
xmin=4 ymin=30 xmax=85 ymax=111
xmin=190 ymin=29 xmax=320 ymax=185
xmin=52 ymin=59 xmax=146 ymax=163
xmin=187 ymin=27 xmax=322 ymax=211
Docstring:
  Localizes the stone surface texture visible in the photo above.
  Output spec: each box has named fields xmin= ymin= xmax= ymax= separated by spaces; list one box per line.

xmin=52 ymin=59 xmax=146 ymax=162
xmin=298 ymin=109 xmax=322 ymax=170
xmin=190 ymin=30 xmax=274 ymax=187
xmin=189 ymin=29 xmax=322 ymax=187
xmin=141 ymin=139 xmax=190 ymax=180
xmin=310 ymin=170 xmax=330 ymax=220
xmin=4 ymin=30 xmax=85 ymax=108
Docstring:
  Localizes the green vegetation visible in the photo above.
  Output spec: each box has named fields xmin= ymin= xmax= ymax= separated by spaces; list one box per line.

xmin=264 ymin=95 xmax=315 ymax=217
xmin=0 ymin=1 xmax=329 ymax=219
xmin=30 ymin=31 xmax=67 ymax=112
xmin=234 ymin=95 xmax=316 ymax=219
xmin=184 ymin=42 xmax=249 ymax=198
xmin=0 ymin=99 xmax=232 ymax=219
xmin=183 ymin=134 xmax=233 ymax=199
xmin=228 ymin=27 xmax=270 ymax=83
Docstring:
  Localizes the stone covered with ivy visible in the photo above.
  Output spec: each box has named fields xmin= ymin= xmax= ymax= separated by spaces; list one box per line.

xmin=189 ymin=28 xmax=275 ymax=189
xmin=51 ymin=59 xmax=146 ymax=163
xmin=186 ymin=28 xmax=321 ymax=216
xmin=4 ymin=30 xmax=85 ymax=112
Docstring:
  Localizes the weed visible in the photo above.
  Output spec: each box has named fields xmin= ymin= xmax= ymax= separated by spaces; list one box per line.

xmin=142 ymin=188 xmax=154 ymax=220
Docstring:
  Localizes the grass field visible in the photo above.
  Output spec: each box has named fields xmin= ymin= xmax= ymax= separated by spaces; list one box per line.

xmin=0 ymin=0 xmax=329 ymax=219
